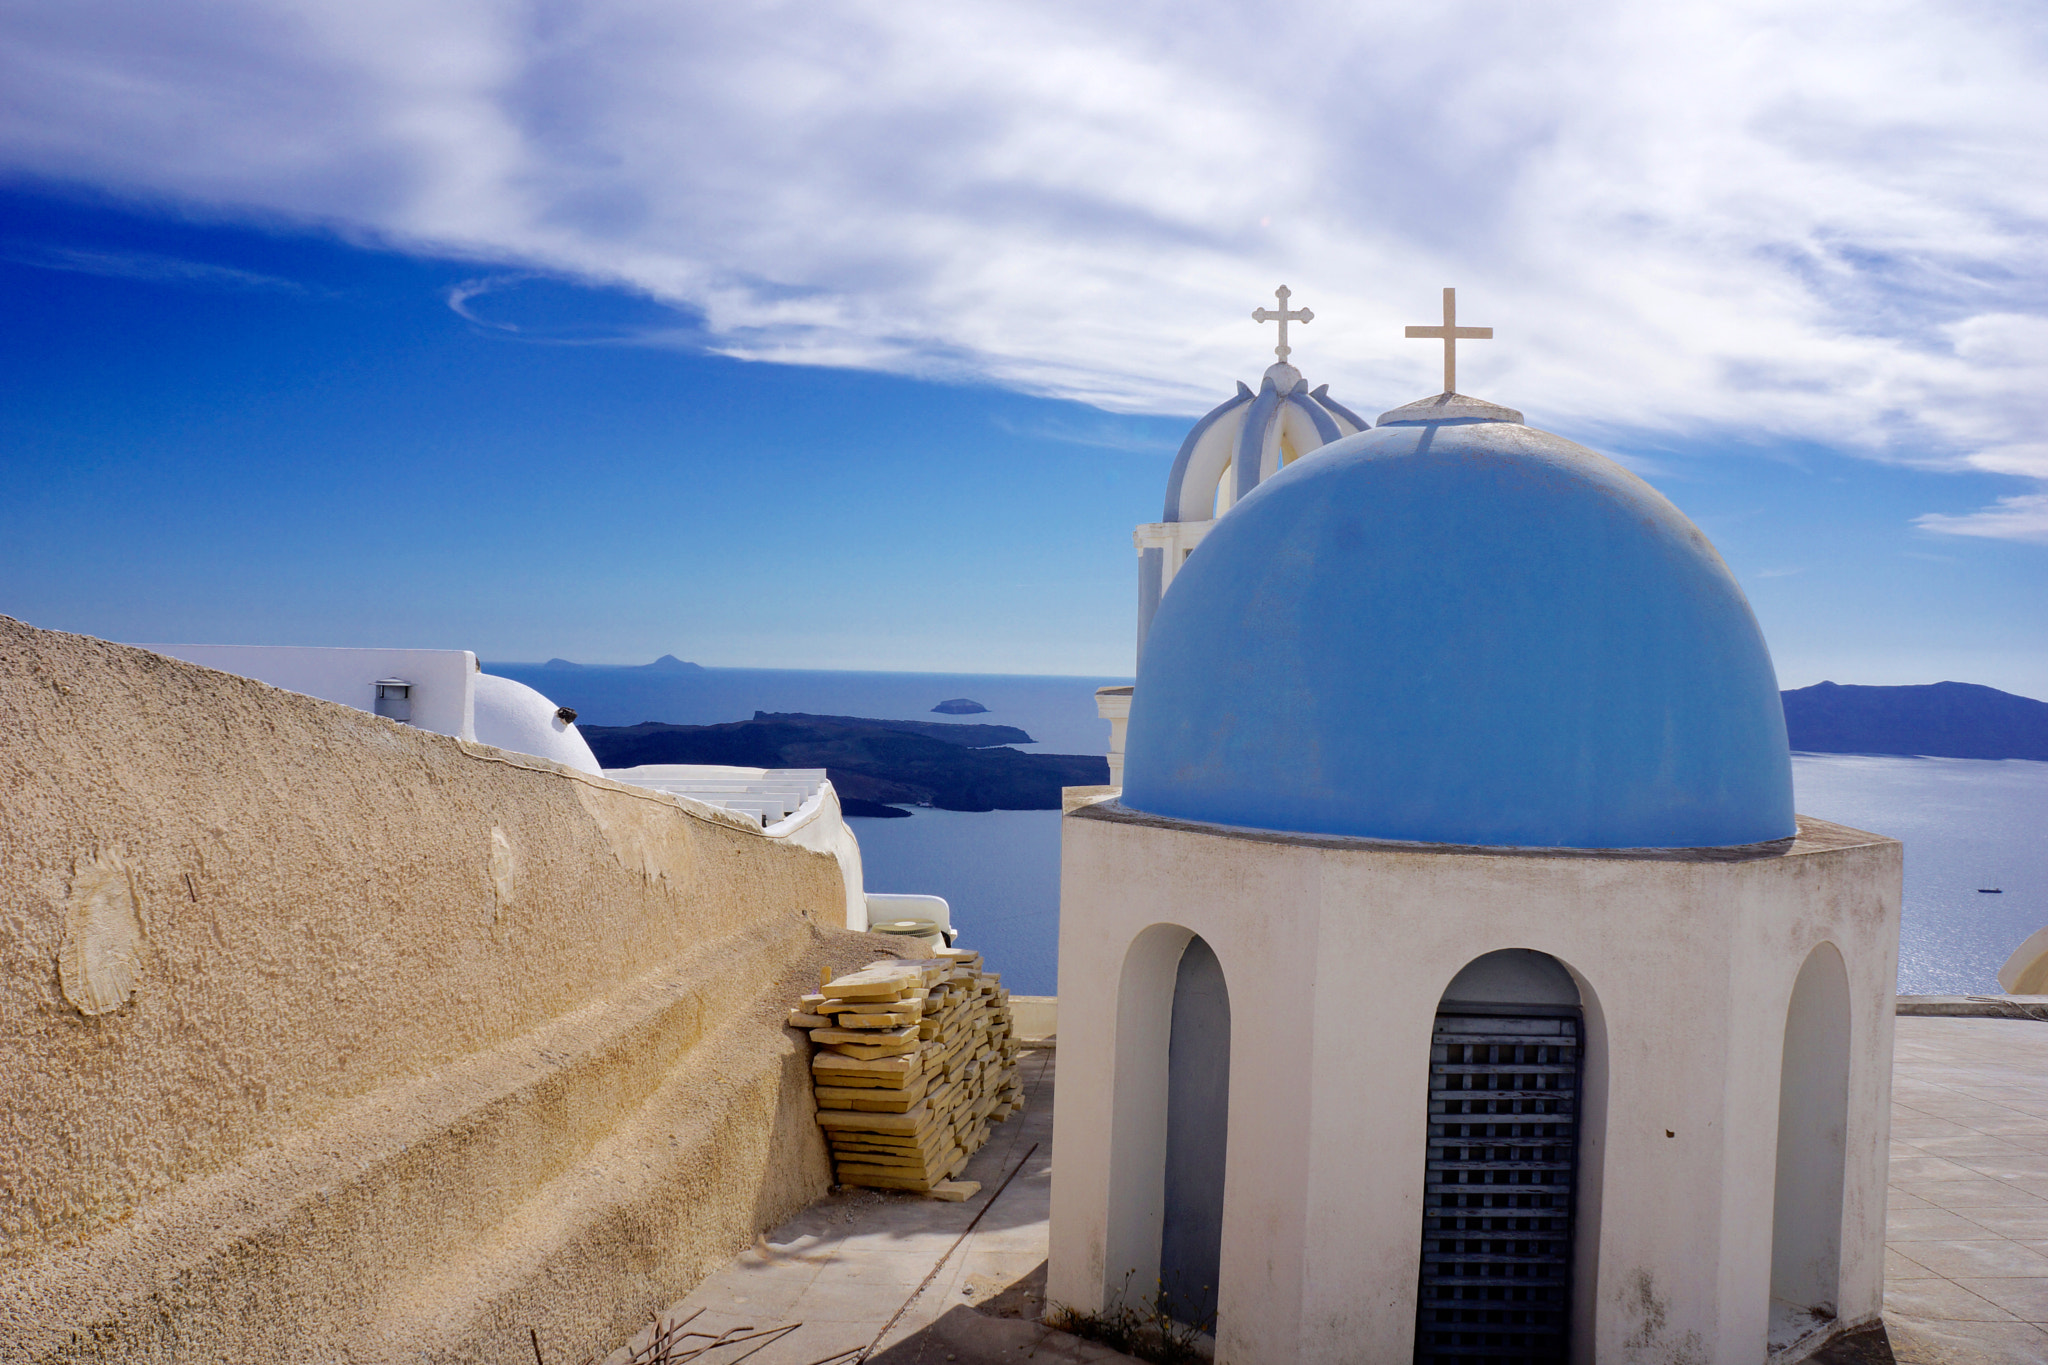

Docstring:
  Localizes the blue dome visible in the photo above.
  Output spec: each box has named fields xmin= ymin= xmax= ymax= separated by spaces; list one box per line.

xmin=1121 ymin=412 xmax=1795 ymax=849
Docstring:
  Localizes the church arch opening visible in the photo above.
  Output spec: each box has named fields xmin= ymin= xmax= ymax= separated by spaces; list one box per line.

xmin=1414 ymin=949 xmax=1585 ymax=1365
xmin=1767 ymin=942 xmax=1851 ymax=1352
xmin=1161 ymin=935 xmax=1231 ymax=1332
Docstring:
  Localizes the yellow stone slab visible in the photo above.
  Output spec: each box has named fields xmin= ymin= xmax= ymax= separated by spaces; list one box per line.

xmin=810 ymin=1023 xmax=917 ymax=1046
xmin=812 ymin=1050 xmax=917 ymax=1077
xmin=814 ymin=1105 xmax=933 ymax=1135
xmin=809 ymin=1071 xmax=913 ymax=1090
xmin=820 ymin=965 xmax=923 ymax=1000
xmin=815 ymin=1083 xmax=926 ymax=1113
xmin=836 ymin=1171 xmax=938 ymax=1193
xmin=827 ymin=1012 xmax=919 ymax=1029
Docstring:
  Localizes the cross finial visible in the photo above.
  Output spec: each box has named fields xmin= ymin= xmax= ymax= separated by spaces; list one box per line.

xmin=1404 ymin=287 xmax=1493 ymax=395
xmin=1251 ymin=285 xmax=1313 ymax=364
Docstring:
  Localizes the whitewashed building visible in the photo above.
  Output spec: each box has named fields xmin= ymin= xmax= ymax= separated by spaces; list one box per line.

xmin=141 ymin=643 xmax=605 ymax=773
xmin=1052 ymin=299 xmax=1903 ymax=1365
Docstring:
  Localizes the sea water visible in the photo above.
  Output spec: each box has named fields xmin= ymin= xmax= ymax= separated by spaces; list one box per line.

xmin=490 ymin=663 xmax=2046 ymax=998
xmin=1789 ymin=754 xmax=2047 ymax=997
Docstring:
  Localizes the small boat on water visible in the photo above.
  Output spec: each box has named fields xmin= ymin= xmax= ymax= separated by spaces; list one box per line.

xmin=1979 ymin=887 xmax=2003 ymax=893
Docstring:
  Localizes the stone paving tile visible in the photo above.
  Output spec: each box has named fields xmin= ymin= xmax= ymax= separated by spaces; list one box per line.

xmin=1955 ymin=1276 xmax=2048 ymax=1324
xmin=1892 ymin=1114 xmax=1978 ymax=1141
xmin=600 ymin=1048 xmax=1059 ymax=1365
xmin=1893 ymin=1177 xmax=2042 ymax=1207
xmin=1961 ymin=1156 xmax=2048 ymax=1181
xmin=1964 ymin=1116 xmax=2048 ymax=1139
xmin=1896 ymin=1240 xmax=2048 ymax=1281
xmin=1885 ymin=1277 xmax=2018 ymax=1322
xmin=1886 ymin=1018 xmax=2048 ymax=1363
xmin=1912 ymin=1134 xmax=2045 ymax=1162
xmin=1888 ymin=1317 xmax=2048 ymax=1365
xmin=1959 ymin=1208 xmax=2048 ymax=1239
xmin=1887 ymin=1246 xmax=1935 ymax=1278
xmin=1888 ymin=1207 xmax=2003 ymax=1242
xmin=1891 ymin=1154 xmax=1988 ymax=1183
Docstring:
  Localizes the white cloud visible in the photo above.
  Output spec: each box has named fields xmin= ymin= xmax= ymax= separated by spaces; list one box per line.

xmin=3 ymin=244 xmax=303 ymax=291
xmin=1916 ymin=493 xmax=2048 ymax=544
xmin=2 ymin=0 xmax=2046 ymax=526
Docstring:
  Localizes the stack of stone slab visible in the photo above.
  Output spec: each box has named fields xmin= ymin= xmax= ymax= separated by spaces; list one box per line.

xmin=791 ymin=947 xmax=1024 ymax=1196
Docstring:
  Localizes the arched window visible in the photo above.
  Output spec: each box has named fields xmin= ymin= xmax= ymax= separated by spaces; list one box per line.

xmin=1160 ymin=936 xmax=1230 ymax=1330
xmin=1415 ymin=950 xmax=1584 ymax=1365
xmin=1103 ymin=926 xmax=1233 ymax=1336
xmin=1768 ymin=943 xmax=1851 ymax=1353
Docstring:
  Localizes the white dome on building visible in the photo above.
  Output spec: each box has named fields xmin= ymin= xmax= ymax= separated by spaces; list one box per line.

xmin=473 ymin=672 xmax=602 ymax=775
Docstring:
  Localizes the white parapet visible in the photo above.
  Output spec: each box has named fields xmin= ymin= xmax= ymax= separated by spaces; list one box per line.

xmin=1135 ymin=519 xmax=1215 ymax=590
xmin=604 ymin=765 xmax=831 ymax=827
xmin=604 ymin=765 xmax=868 ymax=930
xmin=1094 ymin=685 xmax=1133 ymax=788
xmin=140 ymin=644 xmax=479 ymax=741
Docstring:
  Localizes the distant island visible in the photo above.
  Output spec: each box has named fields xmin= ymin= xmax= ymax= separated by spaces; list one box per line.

xmin=932 ymin=698 xmax=989 ymax=714
xmin=1782 ymin=681 xmax=2048 ymax=760
xmin=583 ymin=715 xmax=1107 ymax=813
xmin=535 ymin=654 xmax=704 ymax=673
xmin=752 ymin=712 xmax=1033 ymax=748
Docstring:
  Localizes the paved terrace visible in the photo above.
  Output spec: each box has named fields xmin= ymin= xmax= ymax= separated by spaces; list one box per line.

xmin=600 ymin=1017 xmax=2048 ymax=1365
xmin=1886 ymin=1016 xmax=2048 ymax=1363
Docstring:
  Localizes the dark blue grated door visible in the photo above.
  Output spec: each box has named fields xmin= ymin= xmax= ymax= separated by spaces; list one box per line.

xmin=1414 ymin=1012 xmax=1581 ymax=1365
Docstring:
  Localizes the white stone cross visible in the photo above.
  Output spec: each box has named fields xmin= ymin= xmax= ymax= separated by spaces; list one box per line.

xmin=1252 ymin=286 xmax=1313 ymax=363
xmin=1404 ymin=287 xmax=1493 ymax=395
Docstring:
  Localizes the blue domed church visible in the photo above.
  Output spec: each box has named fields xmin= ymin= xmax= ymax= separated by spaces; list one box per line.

xmin=1050 ymin=294 xmax=1903 ymax=1365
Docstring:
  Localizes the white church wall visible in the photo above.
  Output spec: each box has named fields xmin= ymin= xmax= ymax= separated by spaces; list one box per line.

xmin=1050 ymin=800 xmax=1900 ymax=1365
xmin=1768 ymin=943 xmax=1854 ymax=1348
xmin=139 ymin=642 xmax=479 ymax=741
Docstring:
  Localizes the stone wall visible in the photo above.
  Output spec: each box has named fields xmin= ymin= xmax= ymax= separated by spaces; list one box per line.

xmin=0 ymin=617 xmax=891 ymax=1363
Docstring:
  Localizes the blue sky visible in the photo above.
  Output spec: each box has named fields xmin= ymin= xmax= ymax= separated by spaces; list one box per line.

xmin=1 ymin=0 xmax=2043 ymax=691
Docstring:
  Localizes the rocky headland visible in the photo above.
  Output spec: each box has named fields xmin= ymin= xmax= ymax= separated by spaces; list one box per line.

xmin=1782 ymin=681 xmax=2048 ymax=760
xmin=582 ymin=715 xmax=1109 ymax=813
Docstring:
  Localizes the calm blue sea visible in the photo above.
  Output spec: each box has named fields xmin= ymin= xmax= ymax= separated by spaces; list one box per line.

xmin=490 ymin=663 xmax=2047 ymax=998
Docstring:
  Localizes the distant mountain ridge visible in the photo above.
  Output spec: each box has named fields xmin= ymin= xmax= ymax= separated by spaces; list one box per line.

xmin=1782 ymin=682 xmax=2048 ymax=760
xmin=534 ymin=654 xmax=704 ymax=673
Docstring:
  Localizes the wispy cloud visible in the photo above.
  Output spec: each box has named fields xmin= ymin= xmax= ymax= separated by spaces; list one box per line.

xmin=1 ymin=0 xmax=2045 ymax=530
xmin=444 ymin=274 xmax=527 ymax=330
xmin=3 ymin=244 xmax=302 ymax=292
xmin=989 ymin=413 xmax=1174 ymax=454
xmin=1915 ymin=493 xmax=2048 ymax=544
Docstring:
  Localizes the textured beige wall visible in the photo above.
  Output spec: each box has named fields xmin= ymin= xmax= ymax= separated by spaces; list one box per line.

xmin=0 ymin=617 xmax=893 ymax=1362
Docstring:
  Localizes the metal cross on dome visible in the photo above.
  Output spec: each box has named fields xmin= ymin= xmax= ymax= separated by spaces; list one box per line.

xmin=1252 ymin=286 xmax=1313 ymax=363
xmin=1405 ymin=287 xmax=1493 ymax=395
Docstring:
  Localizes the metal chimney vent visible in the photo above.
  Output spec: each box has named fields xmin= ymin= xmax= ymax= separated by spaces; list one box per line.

xmin=373 ymin=679 xmax=413 ymax=723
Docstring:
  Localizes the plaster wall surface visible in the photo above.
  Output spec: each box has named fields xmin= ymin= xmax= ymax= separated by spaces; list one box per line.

xmin=138 ymin=642 xmax=481 ymax=741
xmin=1048 ymin=799 xmax=1901 ymax=1365
xmin=0 ymin=617 xmax=891 ymax=1363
